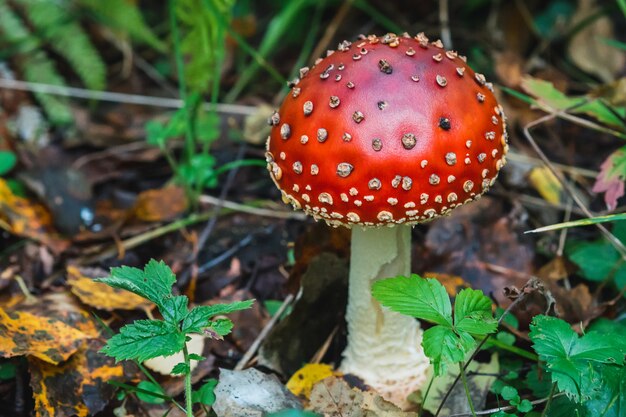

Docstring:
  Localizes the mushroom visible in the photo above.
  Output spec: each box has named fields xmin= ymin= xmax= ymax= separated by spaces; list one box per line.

xmin=265 ymin=32 xmax=508 ymax=405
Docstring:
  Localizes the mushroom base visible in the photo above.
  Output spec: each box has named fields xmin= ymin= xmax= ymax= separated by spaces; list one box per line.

xmin=340 ymin=226 xmax=431 ymax=408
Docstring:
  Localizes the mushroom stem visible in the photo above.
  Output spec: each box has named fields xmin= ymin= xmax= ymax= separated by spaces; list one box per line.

xmin=340 ymin=226 xmax=430 ymax=406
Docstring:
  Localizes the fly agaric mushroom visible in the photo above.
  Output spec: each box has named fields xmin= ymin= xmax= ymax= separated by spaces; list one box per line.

xmin=265 ymin=32 xmax=508 ymax=405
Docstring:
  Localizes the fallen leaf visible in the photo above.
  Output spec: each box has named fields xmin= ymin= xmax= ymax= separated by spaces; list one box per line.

xmin=528 ymin=166 xmax=563 ymax=204
xmin=0 ymin=307 xmax=90 ymax=364
xmin=67 ymin=266 xmax=153 ymax=311
xmin=133 ymin=185 xmax=187 ymax=222
xmin=287 ymin=363 xmax=336 ymax=399
xmin=592 ymin=146 xmax=626 ymax=210
xmin=213 ymin=368 xmax=302 ymax=417
xmin=308 ymin=376 xmax=417 ymax=416
xmin=567 ymin=0 xmax=625 ymax=83
xmin=29 ymin=338 xmax=124 ymax=417
xmin=0 ymin=179 xmax=69 ymax=253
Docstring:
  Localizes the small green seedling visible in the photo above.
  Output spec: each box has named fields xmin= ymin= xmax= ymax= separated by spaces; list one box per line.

xmin=97 ymin=259 xmax=253 ymax=416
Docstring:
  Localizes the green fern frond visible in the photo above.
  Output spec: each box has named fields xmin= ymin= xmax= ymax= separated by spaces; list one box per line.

xmin=77 ymin=0 xmax=166 ymax=52
xmin=19 ymin=0 xmax=106 ymax=90
xmin=175 ymin=0 xmax=232 ymax=92
xmin=23 ymin=52 xmax=74 ymax=125
xmin=0 ymin=0 xmax=38 ymax=54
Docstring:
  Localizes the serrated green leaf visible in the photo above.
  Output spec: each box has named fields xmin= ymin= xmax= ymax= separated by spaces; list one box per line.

xmin=188 ymin=353 xmax=205 ymax=361
xmin=584 ymin=365 xmax=626 ymax=417
xmin=530 ymin=315 xmax=624 ymax=402
xmin=422 ymin=326 xmax=474 ymax=376
xmin=372 ymin=275 xmax=452 ymax=326
xmin=192 ymin=378 xmax=218 ymax=405
xmin=182 ymin=300 xmax=254 ymax=333
xmin=100 ymin=319 xmax=185 ymax=363
xmin=136 ymin=380 xmax=166 ymax=404
xmin=207 ymin=318 xmax=233 ymax=339
xmin=171 ymin=362 xmax=189 ymax=375
xmin=454 ymin=288 xmax=497 ymax=336
xmin=96 ymin=260 xmax=176 ymax=308
xmin=160 ymin=295 xmax=189 ymax=325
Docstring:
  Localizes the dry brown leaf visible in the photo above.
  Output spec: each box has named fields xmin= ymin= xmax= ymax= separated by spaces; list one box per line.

xmin=494 ymin=51 xmax=525 ymax=88
xmin=567 ymin=0 xmax=625 ymax=82
xmin=67 ymin=265 xmax=153 ymax=311
xmin=0 ymin=179 xmax=69 ymax=253
xmin=308 ymin=376 xmax=417 ymax=416
xmin=133 ymin=185 xmax=187 ymax=222
xmin=29 ymin=339 xmax=124 ymax=417
xmin=0 ymin=307 xmax=90 ymax=364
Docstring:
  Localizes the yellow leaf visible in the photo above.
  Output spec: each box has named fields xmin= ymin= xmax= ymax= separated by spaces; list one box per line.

xmin=0 ymin=179 xmax=69 ymax=253
xmin=0 ymin=307 xmax=90 ymax=364
xmin=287 ymin=363 xmax=336 ymax=398
xmin=29 ymin=339 xmax=124 ymax=417
xmin=528 ymin=167 xmax=562 ymax=204
xmin=67 ymin=266 xmax=153 ymax=311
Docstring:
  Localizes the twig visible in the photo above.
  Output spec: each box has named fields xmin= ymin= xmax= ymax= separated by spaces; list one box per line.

xmin=540 ymin=383 xmax=558 ymax=417
xmin=523 ymin=113 xmax=626 ymax=259
xmin=439 ymin=0 xmax=453 ymax=48
xmin=234 ymin=293 xmax=295 ymax=370
xmin=434 ymin=278 xmax=539 ymax=417
xmin=310 ymin=0 xmax=354 ymax=62
xmin=448 ymin=392 xmax=565 ymax=417
xmin=198 ymin=195 xmax=307 ymax=221
xmin=310 ymin=325 xmax=339 ymax=364
xmin=0 ymin=78 xmax=257 ymax=116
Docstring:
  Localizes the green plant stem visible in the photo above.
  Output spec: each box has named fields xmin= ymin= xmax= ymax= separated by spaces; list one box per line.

xmin=182 ymin=343 xmax=193 ymax=417
xmin=419 ymin=375 xmax=435 ymax=414
xmin=487 ymin=338 xmax=538 ymax=361
xmin=169 ymin=0 xmax=196 ymax=201
xmin=459 ymin=362 xmax=477 ymax=417
xmin=540 ymin=382 xmax=557 ymax=417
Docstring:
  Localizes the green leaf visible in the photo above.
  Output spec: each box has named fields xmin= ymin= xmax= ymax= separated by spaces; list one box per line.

xmin=188 ymin=353 xmax=205 ymax=361
xmin=568 ymin=241 xmax=619 ymax=281
xmin=100 ymin=319 xmax=185 ymax=362
xmin=192 ymin=378 xmax=218 ymax=405
xmin=518 ymin=399 xmax=533 ymax=413
xmin=0 ymin=151 xmax=17 ymax=176
xmin=501 ymin=385 xmax=519 ymax=402
xmin=160 ymin=295 xmax=189 ymax=325
xmin=171 ymin=362 xmax=189 ymax=375
xmin=454 ymin=288 xmax=497 ymax=336
xmin=182 ymin=300 xmax=254 ymax=333
xmin=422 ymin=326 xmax=474 ymax=376
xmin=371 ymin=275 xmax=452 ymax=326
xmin=529 ymin=315 xmax=624 ymax=402
xmin=206 ymin=318 xmax=233 ymax=339
xmin=96 ymin=259 xmax=176 ymax=308
xmin=584 ymin=365 xmax=626 ymax=417
xmin=136 ymin=380 xmax=166 ymax=404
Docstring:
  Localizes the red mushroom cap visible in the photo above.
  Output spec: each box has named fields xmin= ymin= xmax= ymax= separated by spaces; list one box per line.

xmin=266 ymin=33 xmax=508 ymax=227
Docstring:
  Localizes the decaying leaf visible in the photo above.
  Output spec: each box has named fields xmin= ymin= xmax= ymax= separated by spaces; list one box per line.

xmin=0 ymin=307 xmax=90 ymax=364
xmin=0 ymin=178 xmax=69 ymax=253
xmin=133 ymin=185 xmax=188 ymax=222
xmin=422 ymin=272 xmax=469 ymax=297
xmin=67 ymin=265 xmax=153 ymax=311
xmin=308 ymin=376 xmax=417 ymax=416
xmin=29 ymin=339 xmax=124 ymax=417
xmin=286 ymin=363 xmax=336 ymax=399
xmin=592 ymin=146 xmax=626 ymax=210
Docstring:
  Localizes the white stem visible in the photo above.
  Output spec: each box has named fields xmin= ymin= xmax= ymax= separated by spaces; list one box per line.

xmin=340 ymin=226 xmax=430 ymax=406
